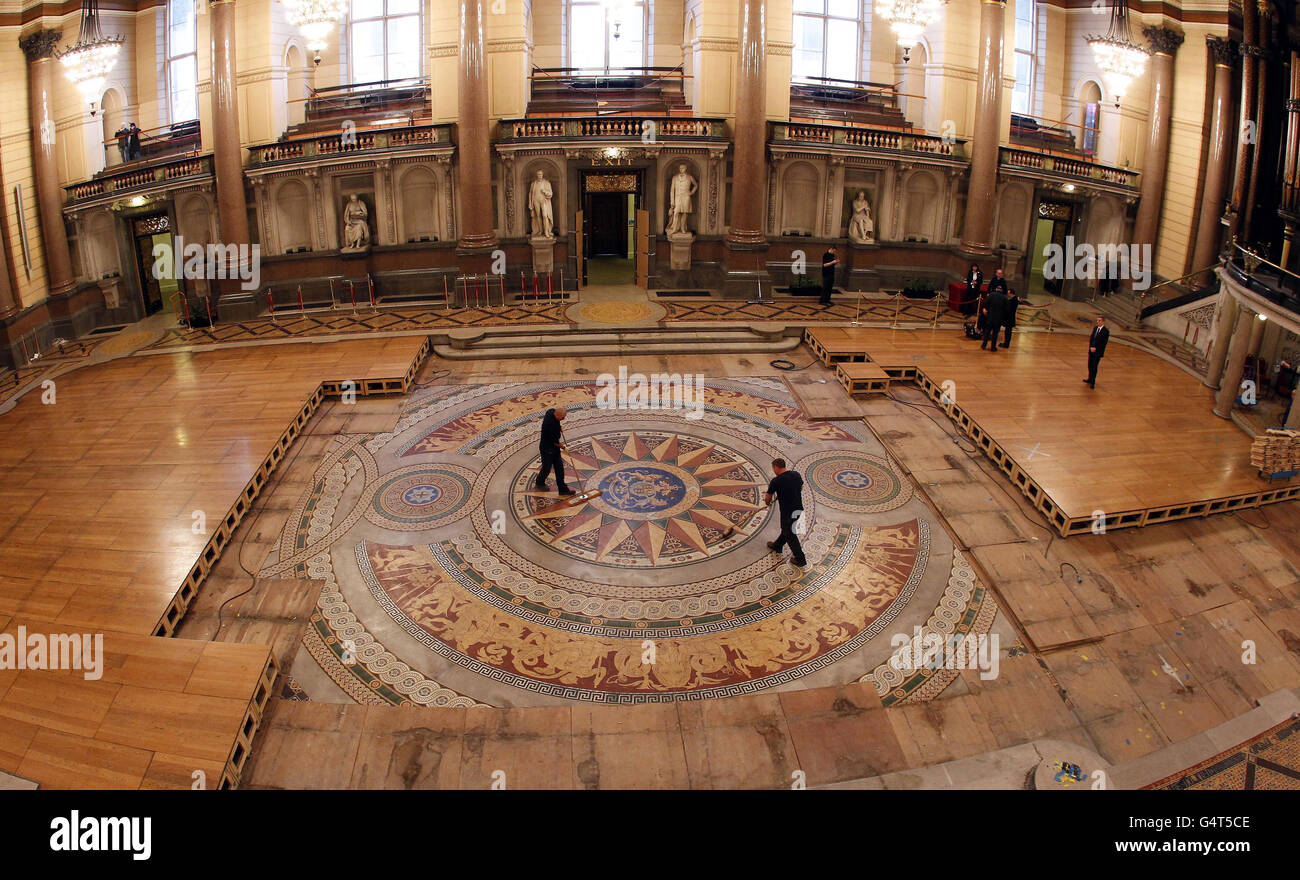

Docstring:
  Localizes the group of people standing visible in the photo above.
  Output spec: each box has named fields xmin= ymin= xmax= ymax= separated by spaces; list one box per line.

xmin=965 ymin=265 xmax=1021 ymax=351
xmin=114 ymin=123 xmax=143 ymax=163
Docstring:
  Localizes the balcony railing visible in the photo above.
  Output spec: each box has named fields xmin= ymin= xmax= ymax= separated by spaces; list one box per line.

xmin=1223 ymin=243 xmax=1300 ymax=318
xmin=249 ymin=123 xmax=454 ymax=166
xmin=1000 ymin=146 xmax=1138 ymax=189
xmin=498 ymin=116 xmax=726 ymax=141
xmin=770 ymin=121 xmax=966 ymax=158
xmin=65 ymin=154 xmax=214 ymax=204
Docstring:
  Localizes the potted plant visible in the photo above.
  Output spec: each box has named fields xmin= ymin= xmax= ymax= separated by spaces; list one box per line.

xmin=902 ymin=278 xmax=936 ymax=299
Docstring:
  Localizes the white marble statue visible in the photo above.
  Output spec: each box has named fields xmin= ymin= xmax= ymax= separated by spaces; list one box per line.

xmin=666 ymin=164 xmax=698 ymax=236
xmin=528 ymin=170 xmax=554 ymax=238
xmin=342 ymin=193 xmax=370 ymax=250
xmin=849 ymin=191 xmax=875 ymax=244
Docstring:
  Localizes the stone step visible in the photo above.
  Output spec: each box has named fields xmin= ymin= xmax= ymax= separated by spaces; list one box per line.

xmin=456 ymin=329 xmax=778 ymax=350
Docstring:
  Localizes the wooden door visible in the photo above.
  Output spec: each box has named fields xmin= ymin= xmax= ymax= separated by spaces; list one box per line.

xmin=635 ymin=208 xmax=649 ymax=289
xmin=575 ymin=209 xmax=584 ymax=290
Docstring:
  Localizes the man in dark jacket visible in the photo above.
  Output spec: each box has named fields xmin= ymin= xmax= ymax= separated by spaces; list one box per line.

xmin=764 ymin=458 xmax=806 ymax=567
xmin=1084 ymin=316 xmax=1109 ymax=388
xmin=819 ymin=247 xmax=839 ymax=306
xmin=1000 ymin=289 xmax=1020 ymax=348
xmin=127 ymin=123 xmax=142 ymax=160
xmin=964 ymin=264 xmax=983 ymax=316
xmin=981 ymin=286 xmax=1009 ymax=352
xmin=535 ymin=406 xmax=574 ymax=495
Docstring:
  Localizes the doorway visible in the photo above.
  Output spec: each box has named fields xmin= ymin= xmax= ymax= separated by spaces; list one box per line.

xmin=1027 ymin=203 xmax=1073 ymax=297
xmin=581 ymin=171 xmax=641 ymax=287
xmin=131 ymin=213 xmax=181 ymax=317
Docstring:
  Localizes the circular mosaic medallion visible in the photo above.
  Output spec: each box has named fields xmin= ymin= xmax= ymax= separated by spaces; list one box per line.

xmin=799 ymin=451 xmax=913 ymax=513
xmin=576 ymin=301 xmax=656 ymax=324
xmin=512 ymin=429 xmax=770 ymax=567
xmin=365 ymin=465 xmax=475 ymax=531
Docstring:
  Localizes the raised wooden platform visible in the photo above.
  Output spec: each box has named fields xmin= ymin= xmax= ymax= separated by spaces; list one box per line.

xmin=806 ymin=327 xmax=1300 ymax=536
xmin=836 ymin=362 xmax=891 ymax=395
xmin=0 ymin=335 xmax=429 ymax=788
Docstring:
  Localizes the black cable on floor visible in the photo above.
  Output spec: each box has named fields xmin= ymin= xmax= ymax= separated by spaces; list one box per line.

xmin=415 ymin=368 xmax=452 ymax=387
xmin=770 ymin=358 xmax=820 ymax=371
xmin=1233 ymin=509 xmax=1271 ymax=530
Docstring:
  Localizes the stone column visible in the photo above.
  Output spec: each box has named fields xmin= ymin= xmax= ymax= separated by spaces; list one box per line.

xmin=456 ymin=0 xmax=497 ymax=251
xmin=720 ymin=0 xmax=769 ymax=297
xmin=210 ymin=0 xmax=251 ymax=290
xmin=19 ymin=29 xmax=75 ymax=298
xmin=1228 ymin=3 xmax=1259 ymax=236
xmin=1213 ymin=307 xmax=1255 ymax=418
xmin=960 ymin=0 xmax=1007 ymax=256
xmin=1132 ymin=26 xmax=1183 ymax=265
xmin=1243 ymin=4 xmax=1273 ymax=241
xmin=1204 ymin=289 xmax=1238 ymax=389
xmin=1191 ymin=38 xmax=1236 ymax=283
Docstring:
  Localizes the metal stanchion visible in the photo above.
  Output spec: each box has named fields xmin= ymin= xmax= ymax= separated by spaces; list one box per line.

xmin=851 ymin=291 xmax=861 ymax=326
xmin=890 ymin=292 xmax=901 ymax=329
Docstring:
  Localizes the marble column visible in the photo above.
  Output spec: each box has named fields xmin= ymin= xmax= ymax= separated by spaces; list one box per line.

xmin=1131 ymin=26 xmax=1183 ymax=266
xmin=1243 ymin=5 xmax=1272 ymax=241
xmin=210 ymin=1 xmax=250 ymax=274
xmin=1213 ymin=308 xmax=1256 ymax=418
xmin=727 ymin=0 xmax=767 ymax=246
xmin=959 ymin=0 xmax=1007 ymax=256
xmin=456 ymin=0 xmax=497 ymax=250
xmin=19 ymin=29 xmax=75 ymax=298
xmin=1228 ymin=2 xmax=1259 ymax=236
xmin=1191 ymin=38 xmax=1236 ymax=283
xmin=720 ymin=0 xmax=769 ymax=297
xmin=1203 ymin=289 xmax=1238 ymax=389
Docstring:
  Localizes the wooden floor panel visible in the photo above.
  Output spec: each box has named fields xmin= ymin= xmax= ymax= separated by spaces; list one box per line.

xmin=810 ymin=327 xmax=1297 ymax=532
xmin=0 ymin=336 xmax=427 ymax=788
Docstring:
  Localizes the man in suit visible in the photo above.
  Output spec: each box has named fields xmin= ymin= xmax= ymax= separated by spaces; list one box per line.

xmin=979 ymin=268 xmax=1008 ymax=333
xmin=535 ymin=406 xmax=574 ymax=495
xmin=1084 ymin=316 xmax=1109 ymax=388
xmin=1000 ymin=289 xmax=1020 ymax=348
xmin=964 ymin=264 xmax=983 ymax=316
xmin=981 ymin=284 xmax=1009 ymax=352
xmin=765 ymin=459 xmax=807 ymax=567
xmin=819 ymin=247 xmax=839 ymax=306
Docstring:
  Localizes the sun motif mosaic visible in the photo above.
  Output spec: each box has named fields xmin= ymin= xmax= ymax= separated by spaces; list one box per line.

xmin=513 ymin=430 xmax=769 ymax=567
xmin=266 ymin=378 xmax=1000 ymax=708
xmin=799 ymin=450 xmax=913 ymax=513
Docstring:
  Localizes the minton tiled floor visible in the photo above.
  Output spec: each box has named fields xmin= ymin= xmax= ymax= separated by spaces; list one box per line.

xmin=265 ymin=378 xmax=998 ymax=707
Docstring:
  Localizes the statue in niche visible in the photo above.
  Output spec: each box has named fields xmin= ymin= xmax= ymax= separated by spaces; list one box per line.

xmin=528 ymin=170 xmax=554 ymax=238
xmin=342 ymin=193 xmax=370 ymax=251
xmin=666 ymin=164 xmax=698 ymax=236
xmin=848 ymin=191 xmax=875 ymax=244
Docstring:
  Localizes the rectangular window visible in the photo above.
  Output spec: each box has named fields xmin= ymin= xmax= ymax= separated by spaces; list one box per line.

xmin=568 ymin=1 xmax=647 ymax=71
xmin=791 ymin=0 xmax=860 ymax=83
xmin=350 ymin=0 xmax=424 ymax=86
xmin=1011 ymin=0 xmax=1036 ymax=115
xmin=168 ymin=0 xmax=198 ymax=122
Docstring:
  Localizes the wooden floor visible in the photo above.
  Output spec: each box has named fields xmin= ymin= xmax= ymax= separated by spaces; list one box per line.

xmin=0 ymin=336 xmax=428 ymax=788
xmin=808 ymin=326 xmax=1300 ymax=534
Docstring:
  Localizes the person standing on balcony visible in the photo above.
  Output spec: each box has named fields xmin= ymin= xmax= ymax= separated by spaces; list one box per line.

xmin=127 ymin=123 xmax=142 ymax=161
xmin=114 ymin=125 xmax=130 ymax=164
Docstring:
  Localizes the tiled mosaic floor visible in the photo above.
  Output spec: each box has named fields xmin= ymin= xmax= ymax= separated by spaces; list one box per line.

xmin=266 ymin=379 xmax=998 ymax=707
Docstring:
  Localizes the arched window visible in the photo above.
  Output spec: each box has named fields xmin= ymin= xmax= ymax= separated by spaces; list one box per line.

xmin=168 ymin=0 xmax=198 ymax=122
xmin=1010 ymin=0 xmax=1036 ymax=115
xmin=569 ymin=0 xmax=647 ymax=71
xmin=792 ymin=0 xmax=860 ymax=83
xmin=350 ymin=0 xmax=423 ymax=85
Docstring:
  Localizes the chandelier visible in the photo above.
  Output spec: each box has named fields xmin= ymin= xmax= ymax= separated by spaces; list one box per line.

xmin=56 ymin=1 xmax=125 ymax=114
xmin=1086 ymin=0 xmax=1149 ymax=107
xmin=877 ymin=0 xmax=943 ymax=63
xmin=281 ymin=0 xmax=348 ymax=63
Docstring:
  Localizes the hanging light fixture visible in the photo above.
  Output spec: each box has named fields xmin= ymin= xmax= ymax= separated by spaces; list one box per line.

xmin=877 ymin=0 xmax=944 ymax=64
xmin=56 ymin=1 xmax=125 ymax=115
xmin=1086 ymin=0 xmax=1149 ymax=108
xmin=280 ymin=0 xmax=348 ymax=65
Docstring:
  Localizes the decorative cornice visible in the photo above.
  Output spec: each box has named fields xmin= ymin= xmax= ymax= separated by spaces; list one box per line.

xmin=1143 ymin=25 xmax=1184 ymax=56
xmin=1239 ymin=43 xmax=1266 ymax=59
xmin=1206 ymin=36 xmax=1234 ymax=67
xmin=19 ymin=29 xmax=61 ymax=62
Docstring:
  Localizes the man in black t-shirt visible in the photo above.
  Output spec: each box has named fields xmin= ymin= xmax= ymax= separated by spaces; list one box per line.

xmin=819 ymin=247 xmax=839 ymax=306
xmin=536 ymin=406 xmax=574 ymax=495
xmin=764 ymin=458 xmax=807 ymax=567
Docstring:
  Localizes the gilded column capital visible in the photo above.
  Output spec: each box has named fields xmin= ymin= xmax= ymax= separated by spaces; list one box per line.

xmin=19 ymin=29 xmax=60 ymax=62
xmin=1143 ymin=25 xmax=1184 ymax=57
xmin=1206 ymin=36 xmax=1235 ymax=67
